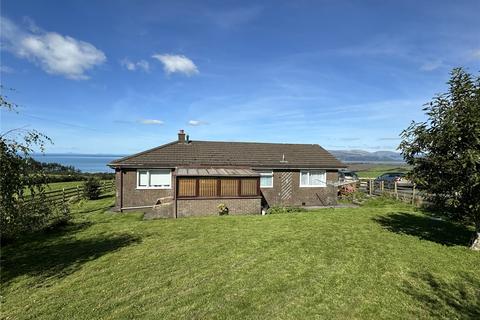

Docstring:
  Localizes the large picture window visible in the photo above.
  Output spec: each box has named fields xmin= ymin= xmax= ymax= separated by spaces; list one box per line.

xmin=300 ymin=170 xmax=326 ymax=187
xmin=177 ymin=177 xmax=260 ymax=198
xmin=137 ymin=169 xmax=171 ymax=189
xmin=259 ymin=171 xmax=273 ymax=188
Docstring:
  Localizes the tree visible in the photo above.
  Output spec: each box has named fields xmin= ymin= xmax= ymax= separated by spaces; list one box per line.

xmin=0 ymin=87 xmax=69 ymax=241
xmin=399 ymin=68 xmax=480 ymax=250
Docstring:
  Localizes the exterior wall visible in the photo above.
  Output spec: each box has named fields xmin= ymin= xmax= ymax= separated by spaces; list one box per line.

xmin=117 ymin=168 xmax=174 ymax=210
xmin=114 ymin=167 xmax=339 ymax=213
xmin=177 ymin=198 xmax=262 ymax=217
xmin=260 ymin=169 xmax=338 ymax=208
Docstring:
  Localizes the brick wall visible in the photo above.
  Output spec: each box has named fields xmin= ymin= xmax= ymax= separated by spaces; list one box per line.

xmin=177 ymin=198 xmax=262 ymax=217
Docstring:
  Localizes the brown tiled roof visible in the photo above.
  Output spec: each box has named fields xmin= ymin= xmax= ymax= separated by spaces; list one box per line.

xmin=109 ymin=140 xmax=345 ymax=169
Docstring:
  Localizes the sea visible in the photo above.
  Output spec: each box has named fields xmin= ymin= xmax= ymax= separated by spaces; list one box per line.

xmin=32 ymin=154 xmax=126 ymax=173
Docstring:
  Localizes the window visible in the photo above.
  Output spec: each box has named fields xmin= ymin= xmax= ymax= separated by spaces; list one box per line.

xmin=259 ymin=171 xmax=273 ymax=188
xmin=220 ymin=179 xmax=238 ymax=196
xmin=300 ymin=170 xmax=326 ymax=187
xmin=176 ymin=177 xmax=260 ymax=198
xmin=137 ymin=169 xmax=171 ymax=189
xmin=177 ymin=178 xmax=196 ymax=196
xmin=199 ymin=178 xmax=217 ymax=197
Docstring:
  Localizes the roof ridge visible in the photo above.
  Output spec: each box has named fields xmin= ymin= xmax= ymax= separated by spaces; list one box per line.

xmin=109 ymin=140 xmax=177 ymax=164
xmin=191 ymin=140 xmax=320 ymax=146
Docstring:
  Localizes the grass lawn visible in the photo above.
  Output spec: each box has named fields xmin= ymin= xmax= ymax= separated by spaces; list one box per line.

xmin=44 ymin=180 xmax=113 ymax=192
xmin=44 ymin=180 xmax=87 ymax=192
xmin=1 ymin=196 xmax=479 ymax=319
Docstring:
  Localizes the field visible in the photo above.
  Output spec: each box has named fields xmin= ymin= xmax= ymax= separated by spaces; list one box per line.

xmin=23 ymin=180 xmax=114 ymax=195
xmin=1 ymin=195 xmax=479 ymax=319
xmin=347 ymin=163 xmax=410 ymax=178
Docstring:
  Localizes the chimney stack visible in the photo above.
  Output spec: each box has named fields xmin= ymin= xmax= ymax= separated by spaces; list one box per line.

xmin=178 ymin=129 xmax=186 ymax=143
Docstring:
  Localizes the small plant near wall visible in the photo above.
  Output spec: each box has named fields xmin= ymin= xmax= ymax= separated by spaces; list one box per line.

xmin=217 ymin=203 xmax=229 ymax=215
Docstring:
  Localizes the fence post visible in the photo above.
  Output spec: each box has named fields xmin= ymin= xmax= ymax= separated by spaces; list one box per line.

xmin=62 ymin=188 xmax=66 ymax=212
xmin=394 ymin=181 xmax=398 ymax=200
xmin=369 ymin=179 xmax=373 ymax=196
xmin=381 ymin=181 xmax=384 ymax=193
xmin=76 ymin=185 xmax=80 ymax=200
xmin=412 ymin=184 xmax=416 ymax=205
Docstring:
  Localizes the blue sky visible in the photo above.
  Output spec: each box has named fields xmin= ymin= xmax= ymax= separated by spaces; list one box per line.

xmin=1 ymin=0 xmax=479 ymax=154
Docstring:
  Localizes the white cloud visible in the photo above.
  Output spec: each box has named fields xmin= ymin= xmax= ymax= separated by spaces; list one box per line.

xmin=0 ymin=16 xmax=105 ymax=80
xmin=0 ymin=65 xmax=14 ymax=74
xmin=420 ymin=59 xmax=442 ymax=71
xmin=120 ymin=58 xmax=150 ymax=72
xmin=188 ymin=120 xmax=208 ymax=126
xmin=139 ymin=119 xmax=164 ymax=125
xmin=152 ymin=54 xmax=198 ymax=76
xmin=471 ymin=49 xmax=480 ymax=60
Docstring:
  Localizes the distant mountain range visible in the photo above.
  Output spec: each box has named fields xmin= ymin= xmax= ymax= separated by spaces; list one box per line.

xmin=329 ymin=150 xmax=404 ymax=163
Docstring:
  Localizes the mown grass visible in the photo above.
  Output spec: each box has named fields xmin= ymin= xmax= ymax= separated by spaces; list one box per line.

xmin=43 ymin=180 xmax=113 ymax=192
xmin=1 ymin=195 xmax=479 ymax=319
xmin=23 ymin=180 xmax=114 ymax=196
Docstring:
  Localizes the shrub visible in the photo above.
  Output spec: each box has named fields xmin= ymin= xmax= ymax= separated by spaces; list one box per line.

xmin=339 ymin=190 xmax=368 ymax=204
xmin=266 ymin=206 xmax=306 ymax=214
xmin=1 ymin=195 xmax=70 ymax=241
xmin=83 ymin=177 xmax=101 ymax=200
xmin=217 ymin=203 xmax=229 ymax=215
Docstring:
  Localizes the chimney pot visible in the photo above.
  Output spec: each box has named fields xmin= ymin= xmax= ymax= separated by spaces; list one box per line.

xmin=178 ymin=130 xmax=186 ymax=143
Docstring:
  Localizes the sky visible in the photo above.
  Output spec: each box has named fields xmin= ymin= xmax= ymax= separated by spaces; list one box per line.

xmin=1 ymin=0 xmax=479 ymax=154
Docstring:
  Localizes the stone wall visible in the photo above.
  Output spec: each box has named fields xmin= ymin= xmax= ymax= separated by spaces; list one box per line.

xmin=176 ymin=198 xmax=262 ymax=217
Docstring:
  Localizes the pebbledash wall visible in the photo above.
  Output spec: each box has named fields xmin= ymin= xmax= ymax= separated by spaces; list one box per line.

xmin=115 ymin=168 xmax=338 ymax=214
xmin=177 ymin=198 xmax=262 ymax=217
xmin=260 ymin=170 xmax=338 ymax=207
xmin=115 ymin=169 xmax=173 ymax=210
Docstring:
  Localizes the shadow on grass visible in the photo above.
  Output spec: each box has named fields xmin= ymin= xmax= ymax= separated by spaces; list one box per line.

xmin=373 ymin=212 xmax=472 ymax=246
xmin=1 ymin=234 xmax=140 ymax=286
xmin=403 ymin=272 xmax=480 ymax=318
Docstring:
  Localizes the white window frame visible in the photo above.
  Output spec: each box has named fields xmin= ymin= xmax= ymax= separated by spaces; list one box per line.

xmin=259 ymin=170 xmax=273 ymax=188
xmin=299 ymin=170 xmax=327 ymax=188
xmin=136 ymin=169 xmax=172 ymax=189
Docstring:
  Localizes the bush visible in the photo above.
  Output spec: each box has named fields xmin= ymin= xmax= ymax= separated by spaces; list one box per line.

xmin=1 ymin=196 xmax=70 ymax=242
xmin=217 ymin=203 xmax=229 ymax=215
xmin=339 ymin=190 xmax=368 ymax=204
xmin=266 ymin=206 xmax=306 ymax=214
xmin=83 ymin=177 xmax=101 ymax=200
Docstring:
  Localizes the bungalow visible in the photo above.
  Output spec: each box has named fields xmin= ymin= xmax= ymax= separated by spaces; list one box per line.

xmin=108 ymin=130 xmax=346 ymax=218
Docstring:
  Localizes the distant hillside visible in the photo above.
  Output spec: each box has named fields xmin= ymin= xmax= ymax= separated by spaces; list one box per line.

xmin=329 ymin=150 xmax=404 ymax=163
